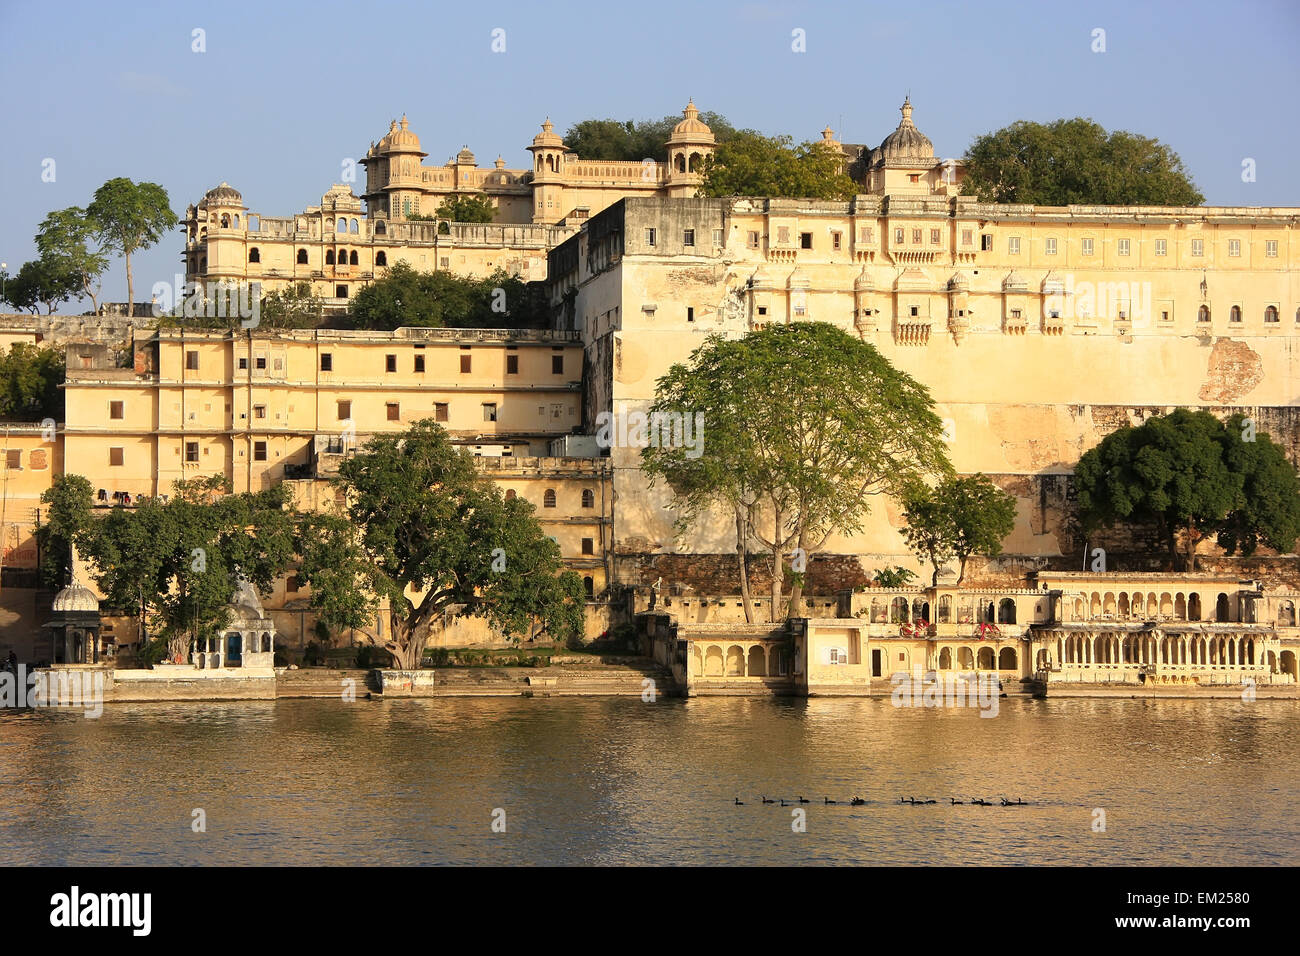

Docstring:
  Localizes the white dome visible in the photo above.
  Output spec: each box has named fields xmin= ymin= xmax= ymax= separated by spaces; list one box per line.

xmin=52 ymin=584 xmax=99 ymax=613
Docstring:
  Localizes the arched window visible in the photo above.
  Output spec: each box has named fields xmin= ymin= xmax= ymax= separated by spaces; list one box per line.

xmin=543 ymin=489 xmax=556 ymax=508
xmin=1230 ymin=305 xmax=1242 ymax=323
xmin=1198 ymin=305 xmax=1210 ymax=323
xmin=998 ymin=598 xmax=1017 ymax=624
xmin=233 ymin=214 xmax=240 ymax=228
xmin=350 ymin=218 xmax=359 ymax=233
xmin=337 ymin=219 xmax=348 ymax=233
xmin=581 ymin=489 xmax=594 ymax=508
xmin=583 ymin=576 xmax=594 ymax=598
xmin=376 ymin=251 xmax=387 ymax=266
xmin=248 ymin=247 xmax=260 ymax=263
xmin=297 ymin=248 xmax=308 ymax=264
xmin=1264 ymin=306 xmax=1279 ymax=323
xmin=349 ymin=250 xmax=359 ymax=265
xmin=221 ymin=214 xmax=230 ymax=228
xmin=675 ymin=153 xmax=686 ymax=173
xmin=688 ymin=151 xmax=702 ymax=172
xmin=375 ymin=220 xmax=386 ymax=235
xmin=325 ymin=250 xmax=335 ymax=265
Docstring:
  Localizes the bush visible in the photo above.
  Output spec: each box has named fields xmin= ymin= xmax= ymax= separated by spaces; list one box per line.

xmin=301 ymin=641 xmax=325 ymax=666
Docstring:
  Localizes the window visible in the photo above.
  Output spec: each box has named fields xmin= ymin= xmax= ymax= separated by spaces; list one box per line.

xmin=1198 ymin=305 xmax=1211 ymax=323
xmin=439 ymin=258 xmax=449 ymax=268
xmin=434 ymin=403 xmax=448 ymax=422
xmin=686 ymin=307 xmax=695 ymax=323
xmin=109 ymin=401 xmax=124 ymax=419
xmin=930 ymin=229 xmax=940 ymax=245
xmin=911 ymin=229 xmax=922 ymax=245
xmin=325 ymin=250 xmax=334 ymax=265
xmin=109 ymin=447 xmax=124 ymax=467
xmin=1155 ymin=239 xmax=1167 ymax=256
xmin=894 ymin=228 xmax=905 ymax=244
xmin=645 ymin=228 xmax=656 ymax=246
xmin=683 ymin=229 xmax=695 ymax=247
xmin=1045 ymin=238 xmax=1058 ymax=255
xmin=1118 ymin=239 xmax=1131 ymax=256
xmin=747 ymin=231 xmax=759 ymax=249
xmin=286 ymin=575 xmax=300 ymax=594
xmin=1230 ymin=305 xmax=1242 ymax=323
xmin=1266 ymin=240 xmax=1278 ymax=257
xmin=320 ymin=353 xmax=332 ymax=371
xmin=861 ymin=227 xmax=874 ymax=243
xmin=1228 ymin=239 xmax=1241 ymax=257
xmin=1081 ymin=238 xmax=1094 ymax=256
xmin=506 ymin=355 xmax=519 ymax=374
xmin=980 ymin=234 xmax=993 ymax=251
xmin=337 ymin=400 xmax=351 ymax=420
xmin=1010 ymin=309 xmax=1023 ymax=321
xmin=297 ymin=248 xmax=308 ymax=264
xmin=386 ymin=403 xmax=400 ymax=421
xmin=962 ymin=229 xmax=973 ymax=246
xmin=757 ymin=307 xmax=767 ymax=316
xmin=376 ymin=251 xmax=387 ymax=266
xmin=255 ymin=356 xmax=266 ymax=370
xmin=909 ymin=306 xmax=919 ymax=317
xmin=186 ymin=351 xmax=199 ymax=371
xmin=253 ymin=441 xmax=267 ymax=462
xmin=335 ymin=285 xmax=348 ymax=298
xmin=543 ymin=489 xmax=557 ymax=508
xmin=482 ymin=403 xmax=497 ymax=422
xmin=832 ymin=232 xmax=842 ymax=250
xmin=254 ymin=404 xmax=266 ymax=419
xmin=5 ymin=450 xmax=20 ymax=470
xmin=1264 ymin=306 xmax=1279 ymax=323
xmin=238 ymin=357 xmax=248 ymax=370
xmin=1008 ymin=237 xmax=1020 ymax=255
xmin=712 ymin=229 xmax=723 ymax=246
xmin=552 ymin=355 xmax=564 ymax=374
xmin=185 ymin=442 xmax=199 ymax=463
xmin=460 ymin=354 xmax=471 ymax=373
xmin=1191 ymin=239 xmax=1204 ymax=256
xmin=581 ymin=537 xmax=594 ymax=555
xmin=799 ymin=232 xmax=812 ymax=249
xmin=909 ymin=173 xmax=920 ymax=184
xmin=414 ymin=354 xmax=425 ymax=373
xmin=385 ymin=354 xmax=397 ymax=373
xmin=581 ymin=489 xmax=595 ymax=509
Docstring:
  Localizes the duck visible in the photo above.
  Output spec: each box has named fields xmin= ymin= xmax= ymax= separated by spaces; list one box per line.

xmin=797 ymin=796 xmax=810 ymax=804
xmin=850 ymin=796 xmax=866 ymax=806
xmin=923 ymin=799 xmax=937 ymax=804
xmin=734 ymin=797 xmax=744 ymax=805
xmin=951 ymin=798 xmax=964 ymax=805
xmin=824 ymin=797 xmax=837 ymax=805
xmin=1001 ymin=797 xmax=1026 ymax=806
xmin=972 ymin=798 xmax=991 ymax=806
xmin=780 ymin=799 xmax=789 ymax=807
xmin=761 ymin=796 xmax=775 ymax=804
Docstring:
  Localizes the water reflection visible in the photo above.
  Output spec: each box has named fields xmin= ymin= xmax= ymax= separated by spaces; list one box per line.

xmin=1 ymin=697 xmax=1296 ymax=865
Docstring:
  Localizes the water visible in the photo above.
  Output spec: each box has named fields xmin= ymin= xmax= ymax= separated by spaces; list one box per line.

xmin=1 ymin=697 xmax=1296 ymax=865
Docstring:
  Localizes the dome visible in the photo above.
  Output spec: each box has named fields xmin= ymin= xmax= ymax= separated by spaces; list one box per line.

xmin=204 ymin=182 xmax=243 ymax=205
xmin=455 ymin=146 xmax=476 ymax=165
xmin=874 ymin=97 xmax=934 ymax=161
xmin=227 ymin=574 xmax=265 ymax=618
xmin=530 ymin=118 xmax=565 ymax=149
xmin=667 ymin=100 xmax=715 ymax=146
xmin=379 ymin=115 xmax=423 ymax=152
xmin=53 ymin=583 xmax=99 ymax=614
xmin=854 ymin=267 xmax=874 ymax=290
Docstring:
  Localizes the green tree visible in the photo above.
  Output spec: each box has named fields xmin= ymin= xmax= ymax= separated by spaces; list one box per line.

xmin=259 ymin=282 xmax=323 ymax=329
xmin=297 ymin=420 xmax=584 ymax=667
xmin=2 ymin=259 xmax=81 ymax=315
xmin=871 ymin=566 xmax=916 ymax=589
xmin=349 ymin=261 xmax=546 ymax=329
xmin=643 ymin=322 xmax=951 ymax=621
xmin=37 ymin=474 xmax=95 ymax=588
xmin=901 ymin=474 xmax=1017 ymax=586
xmin=0 ymin=343 xmax=65 ymax=420
xmin=961 ymin=118 xmax=1204 ymax=206
xmin=699 ymin=132 xmax=858 ymax=199
xmin=36 ymin=207 xmax=109 ymax=313
xmin=80 ymin=475 xmax=297 ymax=661
xmin=434 ymin=193 xmax=497 ymax=223
xmin=1074 ymin=409 xmax=1300 ymax=570
xmin=564 ymin=111 xmax=737 ymax=161
xmin=86 ymin=177 xmax=178 ymax=318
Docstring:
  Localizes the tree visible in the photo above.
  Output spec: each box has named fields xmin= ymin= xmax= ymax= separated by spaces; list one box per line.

xmin=1074 ymin=409 xmax=1299 ymax=570
xmin=297 ymin=420 xmax=584 ymax=667
xmin=564 ymin=111 xmax=737 ymax=161
xmin=2 ymin=259 xmax=81 ymax=315
xmin=349 ymin=262 xmax=546 ymax=329
xmin=699 ymin=133 xmax=858 ymax=199
xmin=86 ymin=178 xmax=178 ymax=317
xmin=871 ymin=566 xmax=916 ymax=589
xmin=37 ymin=474 xmax=95 ymax=588
xmin=961 ymin=118 xmax=1204 ymax=206
xmin=901 ymin=475 xmax=1017 ymax=586
xmin=643 ymin=322 xmax=951 ymax=621
xmin=79 ymin=475 xmax=296 ymax=662
xmin=36 ymin=207 xmax=108 ymax=313
xmin=259 ymin=282 xmax=323 ymax=329
xmin=0 ymin=343 xmax=65 ymax=420
xmin=434 ymin=194 xmax=497 ymax=223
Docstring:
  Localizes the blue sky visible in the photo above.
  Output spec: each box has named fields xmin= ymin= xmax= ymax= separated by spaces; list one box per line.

xmin=1 ymin=0 xmax=1296 ymax=306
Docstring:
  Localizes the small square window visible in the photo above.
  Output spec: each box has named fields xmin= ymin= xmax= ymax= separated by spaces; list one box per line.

xmin=581 ymin=538 xmax=594 ymax=555
xmin=255 ymin=356 xmax=267 ymax=370
xmin=506 ymin=355 xmax=519 ymax=374
xmin=320 ymin=354 xmax=332 ymax=371
xmin=1008 ymin=237 xmax=1021 ymax=255
xmin=254 ymin=404 xmax=266 ymax=419
xmin=645 ymin=228 xmax=656 ymax=246
xmin=747 ymin=231 xmax=759 ymax=249
xmin=911 ymin=229 xmax=922 ymax=245
xmin=109 ymin=401 xmax=124 ymax=419
xmin=930 ymin=229 xmax=940 ymax=245
xmin=238 ymin=357 xmax=248 ymax=370
xmin=434 ymin=402 xmax=448 ymax=422
xmin=800 ymin=232 xmax=812 ymax=249
xmin=185 ymin=442 xmax=199 ymax=463
xmin=1191 ymin=239 xmax=1204 ymax=257
xmin=287 ymin=575 xmax=301 ymax=594
xmin=460 ymin=355 xmax=472 ymax=374
xmin=253 ymin=441 xmax=267 ymax=462
xmin=894 ymin=228 xmax=905 ymax=244
xmin=687 ymin=307 xmax=695 ymax=323
xmin=1265 ymin=240 xmax=1278 ymax=257
xmin=683 ymin=229 xmax=695 ymax=247
xmin=185 ymin=351 xmax=199 ymax=370
xmin=482 ymin=403 xmax=498 ymax=423
xmin=1045 ymin=238 xmax=1058 ymax=255
xmin=980 ymin=234 xmax=993 ymax=251
xmin=1081 ymin=238 xmax=1094 ymax=256
xmin=552 ymin=355 xmax=564 ymax=374
xmin=910 ymin=306 xmax=919 ymax=317
xmin=385 ymin=354 xmax=397 ymax=373
xmin=832 ymin=232 xmax=842 ymax=250
xmin=5 ymin=449 xmax=21 ymax=470
xmin=1118 ymin=239 xmax=1131 ymax=256
xmin=109 ymin=447 xmax=124 ymax=467
xmin=1228 ymin=239 xmax=1241 ymax=257
xmin=414 ymin=354 xmax=425 ymax=373
xmin=386 ymin=403 xmax=400 ymax=421
xmin=712 ymin=229 xmax=723 ymax=246
xmin=337 ymin=400 xmax=351 ymax=420
xmin=962 ymin=229 xmax=973 ymax=246
xmin=1155 ymin=239 xmax=1167 ymax=256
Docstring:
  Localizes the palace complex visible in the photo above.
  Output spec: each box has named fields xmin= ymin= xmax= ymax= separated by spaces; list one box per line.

xmin=1 ymin=97 xmax=1297 ymax=693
